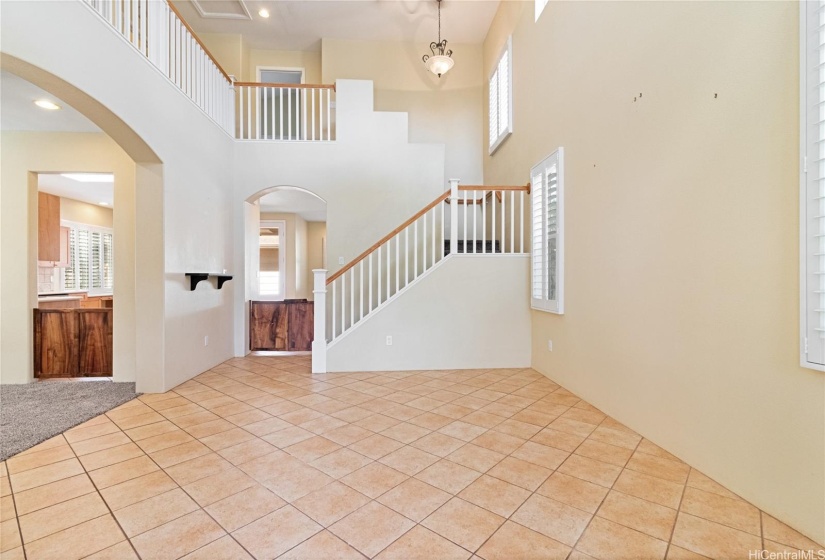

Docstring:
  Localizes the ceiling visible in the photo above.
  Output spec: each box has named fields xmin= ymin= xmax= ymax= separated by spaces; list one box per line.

xmin=259 ymin=187 xmax=326 ymax=221
xmin=0 ymin=71 xmax=101 ymax=133
xmin=171 ymin=0 xmax=500 ymax=51
xmin=38 ymin=173 xmax=115 ymax=208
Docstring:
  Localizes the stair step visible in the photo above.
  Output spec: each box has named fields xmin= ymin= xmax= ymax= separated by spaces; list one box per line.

xmin=444 ymin=240 xmax=501 ymax=255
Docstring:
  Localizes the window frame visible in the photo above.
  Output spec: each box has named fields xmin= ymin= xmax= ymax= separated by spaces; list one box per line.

xmin=60 ymin=219 xmax=113 ymax=296
xmin=535 ymin=0 xmax=549 ymax=21
xmin=258 ymin=219 xmax=287 ymax=300
xmin=800 ymin=2 xmax=825 ymax=371
xmin=488 ymin=36 xmax=513 ymax=155
xmin=531 ymin=147 xmax=564 ymax=314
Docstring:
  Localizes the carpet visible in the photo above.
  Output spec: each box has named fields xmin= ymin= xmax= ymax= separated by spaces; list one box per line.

xmin=0 ymin=381 xmax=138 ymax=461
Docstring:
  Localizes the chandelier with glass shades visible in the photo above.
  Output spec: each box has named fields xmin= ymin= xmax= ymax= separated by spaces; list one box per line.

xmin=422 ymin=0 xmax=454 ymax=78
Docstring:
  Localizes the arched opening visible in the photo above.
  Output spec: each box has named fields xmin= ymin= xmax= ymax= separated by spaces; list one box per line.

xmin=241 ymin=186 xmax=327 ymax=354
xmin=0 ymin=57 xmax=164 ymax=392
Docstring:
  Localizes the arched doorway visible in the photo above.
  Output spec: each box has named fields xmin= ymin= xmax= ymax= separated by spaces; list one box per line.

xmin=0 ymin=57 xmax=164 ymax=391
xmin=241 ymin=187 xmax=327 ymax=354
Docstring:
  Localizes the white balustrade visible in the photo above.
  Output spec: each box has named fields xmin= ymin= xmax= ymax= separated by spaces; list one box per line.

xmin=81 ymin=0 xmax=235 ymax=135
xmin=235 ymin=83 xmax=335 ymax=141
xmin=323 ymin=180 xmax=530 ymax=346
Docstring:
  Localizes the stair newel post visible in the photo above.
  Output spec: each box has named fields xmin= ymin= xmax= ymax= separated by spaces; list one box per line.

xmin=449 ymin=179 xmax=460 ymax=256
xmin=312 ymin=269 xmax=328 ymax=373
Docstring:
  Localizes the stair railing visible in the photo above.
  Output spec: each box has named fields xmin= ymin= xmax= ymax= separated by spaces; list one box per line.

xmin=311 ymin=180 xmax=531 ymax=364
xmin=235 ymin=82 xmax=336 ymax=141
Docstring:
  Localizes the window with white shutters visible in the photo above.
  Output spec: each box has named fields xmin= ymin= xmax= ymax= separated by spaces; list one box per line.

xmin=61 ymin=221 xmax=113 ymax=295
xmin=802 ymin=1 xmax=825 ymax=370
xmin=531 ymin=148 xmax=564 ymax=313
xmin=489 ymin=37 xmax=512 ymax=154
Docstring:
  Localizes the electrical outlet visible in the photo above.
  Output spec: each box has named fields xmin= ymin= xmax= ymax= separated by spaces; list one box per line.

xmin=338 ymin=256 xmax=345 ymax=265
xmin=547 ymin=339 xmax=553 ymax=351
xmin=204 ymin=335 xmax=209 ymax=346
xmin=386 ymin=336 xmax=393 ymax=346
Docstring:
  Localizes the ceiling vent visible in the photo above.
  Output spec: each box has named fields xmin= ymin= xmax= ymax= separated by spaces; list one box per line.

xmin=191 ymin=0 xmax=251 ymax=20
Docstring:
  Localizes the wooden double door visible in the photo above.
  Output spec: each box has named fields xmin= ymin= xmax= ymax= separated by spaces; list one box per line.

xmin=250 ymin=300 xmax=313 ymax=351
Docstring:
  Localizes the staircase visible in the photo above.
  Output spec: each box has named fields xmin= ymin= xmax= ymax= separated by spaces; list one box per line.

xmin=312 ymin=180 xmax=531 ymax=373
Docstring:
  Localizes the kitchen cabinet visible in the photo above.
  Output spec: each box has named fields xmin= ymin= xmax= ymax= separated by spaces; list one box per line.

xmin=38 ymin=192 xmax=61 ymax=263
xmin=249 ymin=300 xmax=313 ymax=351
xmin=33 ymin=308 xmax=113 ymax=378
xmin=57 ymin=226 xmax=70 ymax=267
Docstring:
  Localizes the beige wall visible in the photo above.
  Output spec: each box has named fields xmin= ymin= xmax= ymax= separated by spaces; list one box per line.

xmin=248 ymin=48 xmax=321 ymax=84
xmin=483 ymin=0 xmax=824 ymax=543
xmin=1 ymin=131 xmax=137 ymax=383
xmin=260 ymin=212 xmax=313 ymax=300
xmin=60 ymin=197 xmax=113 ymax=228
xmin=198 ymin=32 xmax=247 ymax=80
xmin=307 ymin=221 xmax=326 ymax=279
xmin=322 ymin=39 xmax=484 ymax=184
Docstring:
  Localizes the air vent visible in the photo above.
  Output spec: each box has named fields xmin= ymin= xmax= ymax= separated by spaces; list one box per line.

xmin=191 ymin=0 xmax=251 ymax=20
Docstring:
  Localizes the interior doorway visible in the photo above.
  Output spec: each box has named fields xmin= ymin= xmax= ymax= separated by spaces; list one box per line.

xmin=245 ymin=186 xmax=326 ymax=354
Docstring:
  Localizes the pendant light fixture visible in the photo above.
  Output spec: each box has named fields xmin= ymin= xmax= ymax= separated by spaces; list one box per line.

xmin=422 ymin=0 xmax=454 ymax=78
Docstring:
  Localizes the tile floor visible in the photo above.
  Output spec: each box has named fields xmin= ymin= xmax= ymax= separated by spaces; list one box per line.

xmin=1 ymin=356 xmax=822 ymax=560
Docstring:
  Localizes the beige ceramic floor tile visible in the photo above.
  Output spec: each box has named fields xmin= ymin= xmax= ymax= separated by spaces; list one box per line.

xmin=23 ymin=514 xmax=125 ymax=560
xmin=79 ymin=443 xmax=145 ymax=471
xmin=510 ymin=493 xmax=591 ymax=547
xmin=379 ymin=446 xmax=440 ymax=476
xmin=376 ymin=525 xmax=472 ymax=560
xmin=340 ymin=463 xmax=409 ymax=499
xmin=6 ymin=446 xmax=76 ymax=475
xmin=277 ymin=530 xmax=366 ymax=560
xmin=597 ymin=490 xmax=678 ymax=541
xmin=487 ymin=457 xmax=552 ymax=491
xmin=10 ymin=458 xmax=85 ymax=492
xmin=100 ymin=470 xmax=178 ymax=510
xmin=470 ymin=431 xmax=525 ymax=455
xmin=626 ymin=452 xmax=690 ymax=485
xmin=183 ymin=467 xmax=258 ymax=507
xmin=577 ymin=517 xmax=668 ymax=560
xmin=129 ymin=510 xmax=226 ymax=560
xmin=536 ymin=472 xmax=609 ymax=514
xmin=415 ymin=459 xmax=482 ymax=495
xmin=422 ymin=497 xmax=504 ymax=552
xmin=446 ymin=444 xmax=505 ymax=473
xmin=557 ymin=454 xmax=622 ymax=488
xmin=511 ymin=441 xmax=570 ymax=470
xmin=179 ymin=535 xmax=253 ymax=559
xmin=19 ymin=491 xmax=109 ymax=543
xmin=670 ymin=512 xmax=762 ymax=559
xmin=113 ymin=487 xmax=199 ymax=537
xmin=761 ymin=513 xmax=824 ymax=550
xmin=476 ymin=520 xmax=570 ymax=560
xmin=348 ymin=434 xmax=406 ymax=460
xmin=1 ymin=519 xmax=22 ymax=553
xmin=233 ymin=505 xmax=322 ymax=560
xmin=329 ymin=501 xmax=415 ymax=558
xmin=84 ymin=540 xmax=141 ymax=560
xmin=377 ymin=478 xmax=451 ymax=522
xmin=205 ymin=485 xmax=286 ymax=532
xmin=612 ymin=468 xmax=684 ymax=509
xmin=292 ymin=481 xmax=370 ymax=526
xmin=458 ymin=474 xmax=531 ymax=518
xmin=12 ymin=473 xmax=95 ymax=516
xmin=679 ymin=486 xmax=760 ymax=535
xmin=310 ymin=448 xmax=373 ymax=479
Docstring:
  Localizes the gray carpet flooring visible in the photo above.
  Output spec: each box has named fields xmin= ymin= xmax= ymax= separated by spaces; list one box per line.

xmin=0 ymin=381 xmax=138 ymax=461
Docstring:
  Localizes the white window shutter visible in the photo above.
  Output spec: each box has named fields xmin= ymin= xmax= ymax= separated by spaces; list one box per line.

xmin=489 ymin=37 xmax=512 ymax=154
xmin=803 ymin=0 xmax=825 ymax=367
xmin=531 ymin=148 xmax=564 ymax=313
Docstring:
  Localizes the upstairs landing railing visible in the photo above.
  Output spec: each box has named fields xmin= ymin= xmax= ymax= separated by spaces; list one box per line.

xmin=311 ymin=180 xmax=530 ymax=372
xmin=81 ymin=0 xmax=235 ymax=134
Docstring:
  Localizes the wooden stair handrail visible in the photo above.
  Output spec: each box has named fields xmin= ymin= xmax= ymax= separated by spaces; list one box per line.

xmin=457 ymin=183 xmax=531 ymax=193
xmin=234 ymin=82 xmax=337 ymax=91
xmin=327 ymin=189 xmax=450 ymax=285
xmin=165 ymin=1 xmax=232 ymax=83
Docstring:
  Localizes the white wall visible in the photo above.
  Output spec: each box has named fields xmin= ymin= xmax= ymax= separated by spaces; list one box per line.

xmin=327 ymin=255 xmax=531 ymax=372
xmin=1 ymin=0 xmax=235 ymax=391
xmin=233 ymin=80 xmax=448 ymax=355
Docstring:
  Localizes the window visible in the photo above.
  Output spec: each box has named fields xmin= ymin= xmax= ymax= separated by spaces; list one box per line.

xmin=259 ymin=221 xmax=286 ymax=298
xmin=258 ymin=68 xmax=303 ymax=140
xmin=489 ymin=37 xmax=512 ymax=154
xmin=535 ymin=0 xmax=549 ymax=21
xmin=531 ymin=148 xmax=564 ymax=313
xmin=62 ymin=221 xmax=113 ymax=295
xmin=801 ymin=1 xmax=825 ymax=370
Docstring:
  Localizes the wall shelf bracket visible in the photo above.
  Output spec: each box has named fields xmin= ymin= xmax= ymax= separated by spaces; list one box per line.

xmin=185 ymin=273 xmax=233 ymax=291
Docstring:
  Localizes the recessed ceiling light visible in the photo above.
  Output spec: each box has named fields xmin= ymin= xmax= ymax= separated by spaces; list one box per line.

xmin=34 ymin=99 xmax=61 ymax=111
xmin=60 ymin=173 xmax=115 ymax=183
xmin=99 ymin=202 xmax=109 ymax=206
xmin=258 ymin=8 xmax=269 ymax=18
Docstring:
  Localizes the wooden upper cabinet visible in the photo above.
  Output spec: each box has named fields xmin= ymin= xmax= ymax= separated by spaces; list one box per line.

xmin=38 ymin=192 xmax=61 ymax=263
xmin=57 ymin=226 xmax=70 ymax=268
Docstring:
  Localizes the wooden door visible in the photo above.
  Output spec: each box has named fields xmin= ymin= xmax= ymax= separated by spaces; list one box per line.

xmin=77 ymin=309 xmax=113 ymax=376
xmin=38 ymin=192 xmax=60 ymax=262
xmin=250 ymin=301 xmax=288 ymax=350
xmin=34 ymin=309 xmax=78 ymax=378
xmin=287 ymin=302 xmax=314 ymax=351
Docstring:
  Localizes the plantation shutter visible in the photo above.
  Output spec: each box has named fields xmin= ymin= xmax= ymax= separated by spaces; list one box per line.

xmin=77 ymin=229 xmax=90 ymax=290
xmin=804 ymin=0 xmax=825 ymax=366
xmin=531 ymin=148 xmax=564 ymax=313
xmin=489 ymin=37 xmax=512 ymax=153
xmin=532 ymin=170 xmax=545 ymax=302
xmin=103 ymin=233 xmax=114 ymax=290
